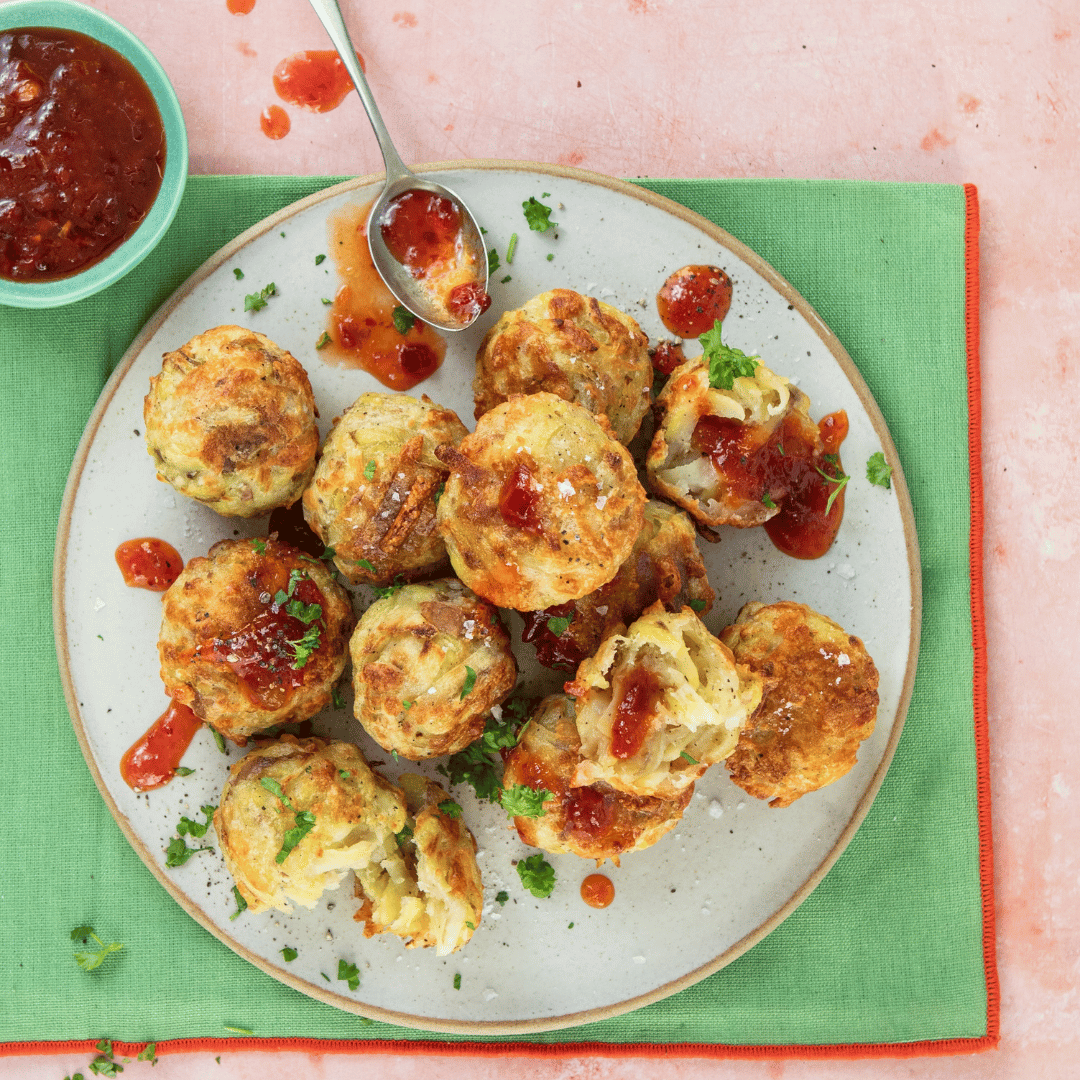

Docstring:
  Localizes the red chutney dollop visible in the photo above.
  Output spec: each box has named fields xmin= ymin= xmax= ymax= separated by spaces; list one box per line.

xmin=520 ymin=601 xmax=586 ymax=671
xmin=115 ymin=538 xmax=183 ymax=591
xmin=196 ymin=556 xmax=328 ymax=711
xmin=580 ymin=873 xmax=615 ymax=909
xmin=120 ymin=699 xmax=202 ymax=792
xmin=611 ymin=667 xmax=664 ymax=760
xmin=691 ymin=408 xmax=850 ymax=559
xmin=0 ymin=28 xmax=166 ymax=281
xmin=656 ymin=264 xmax=733 ymax=338
xmin=323 ymin=200 xmax=446 ymax=390
xmin=498 ymin=460 xmax=544 ymax=534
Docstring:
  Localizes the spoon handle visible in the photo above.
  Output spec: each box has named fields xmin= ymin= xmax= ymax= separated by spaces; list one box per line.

xmin=306 ymin=0 xmax=411 ymax=184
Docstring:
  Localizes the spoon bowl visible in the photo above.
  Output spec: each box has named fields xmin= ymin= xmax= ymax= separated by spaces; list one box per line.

xmin=308 ymin=0 xmax=489 ymax=332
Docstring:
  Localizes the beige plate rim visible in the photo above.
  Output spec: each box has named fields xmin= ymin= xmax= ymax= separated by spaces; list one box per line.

xmin=52 ymin=159 xmax=922 ymax=1036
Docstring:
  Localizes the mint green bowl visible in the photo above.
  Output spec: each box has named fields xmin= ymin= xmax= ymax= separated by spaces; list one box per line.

xmin=0 ymin=0 xmax=188 ymax=308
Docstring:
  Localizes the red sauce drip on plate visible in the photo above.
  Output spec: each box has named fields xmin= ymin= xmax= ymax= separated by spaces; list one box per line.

xmin=611 ymin=667 xmax=663 ymax=760
xmin=651 ymin=341 xmax=686 ymax=376
xmin=228 ymin=0 xmax=256 ymax=11
xmin=520 ymin=601 xmax=585 ymax=671
xmin=764 ymin=411 xmax=849 ymax=559
xmin=322 ymin=201 xmax=446 ymax=389
xmin=197 ymin=564 xmax=327 ymax=710
xmin=120 ymin=699 xmax=202 ymax=791
xmin=656 ymin=264 xmax=733 ymax=338
xmin=0 ymin=28 xmax=166 ymax=281
xmin=260 ymin=104 xmax=290 ymax=139
xmin=498 ymin=461 xmax=544 ymax=534
xmin=272 ymin=50 xmax=356 ymax=112
xmin=580 ymin=873 xmax=615 ymax=909
xmin=115 ymin=537 xmax=183 ymax=591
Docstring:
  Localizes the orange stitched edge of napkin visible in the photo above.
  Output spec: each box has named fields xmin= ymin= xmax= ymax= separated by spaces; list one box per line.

xmin=7 ymin=184 xmax=997 ymax=1063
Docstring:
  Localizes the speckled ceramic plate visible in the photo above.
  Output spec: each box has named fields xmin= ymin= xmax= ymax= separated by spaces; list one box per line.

xmin=54 ymin=162 xmax=920 ymax=1034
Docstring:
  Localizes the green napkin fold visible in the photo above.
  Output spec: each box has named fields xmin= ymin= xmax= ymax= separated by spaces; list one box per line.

xmin=0 ymin=176 xmax=988 ymax=1051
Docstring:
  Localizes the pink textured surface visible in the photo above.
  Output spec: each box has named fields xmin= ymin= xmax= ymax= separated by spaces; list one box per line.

xmin=9 ymin=0 xmax=1079 ymax=1077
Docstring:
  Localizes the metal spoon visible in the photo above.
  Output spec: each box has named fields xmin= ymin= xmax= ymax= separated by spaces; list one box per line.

xmin=307 ymin=0 xmax=488 ymax=331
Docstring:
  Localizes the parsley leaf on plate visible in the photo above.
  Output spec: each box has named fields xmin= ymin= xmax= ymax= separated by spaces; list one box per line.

xmin=867 ymin=451 xmax=893 ymax=488
xmin=244 ymin=282 xmax=276 ymax=312
xmin=517 ymin=853 xmax=556 ymax=898
xmin=522 ymin=196 xmax=556 ymax=232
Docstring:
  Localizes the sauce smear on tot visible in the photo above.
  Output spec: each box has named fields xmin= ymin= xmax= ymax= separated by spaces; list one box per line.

xmin=323 ymin=201 xmax=446 ymax=389
xmin=195 ymin=552 xmax=328 ymax=711
xmin=0 ymin=28 xmax=166 ymax=281
xmin=120 ymin=699 xmax=203 ymax=791
xmin=691 ymin=408 xmax=849 ymax=559
xmin=656 ymin=264 xmax=733 ymax=338
xmin=520 ymin=601 xmax=586 ymax=671
xmin=498 ymin=461 xmax=544 ymax=534
xmin=272 ymin=50 xmax=356 ymax=111
xmin=580 ymin=873 xmax=615 ymax=909
xmin=115 ymin=538 xmax=184 ymax=591
xmin=379 ymin=189 xmax=491 ymax=326
xmin=611 ymin=667 xmax=664 ymax=760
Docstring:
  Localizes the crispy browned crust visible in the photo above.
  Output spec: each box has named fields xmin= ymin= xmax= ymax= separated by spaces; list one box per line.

xmin=524 ymin=499 xmax=715 ymax=670
xmin=435 ymin=392 xmax=646 ymax=611
xmin=502 ymin=694 xmax=692 ymax=864
xmin=720 ymin=601 xmax=879 ymax=807
xmin=302 ymin=392 xmax=467 ymax=586
xmin=144 ymin=325 xmax=318 ymax=517
xmin=473 ymin=289 xmax=653 ymax=444
xmin=158 ymin=538 xmax=354 ymax=741
xmin=349 ymin=579 xmax=517 ymax=759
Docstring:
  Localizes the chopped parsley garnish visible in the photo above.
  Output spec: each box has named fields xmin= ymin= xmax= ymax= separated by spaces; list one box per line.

xmin=137 ymin=1043 xmax=157 ymax=1064
xmin=679 ymin=750 xmax=699 ymax=764
xmin=453 ymin=972 xmax=462 ymax=990
xmin=315 ymin=253 xmax=326 ymax=265
xmin=321 ymin=297 xmax=332 ymax=305
xmin=89 ymin=1060 xmax=122 ymax=1077
xmin=867 ymin=451 xmax=893 ymax=489
xmin=285 ymin=598 xmax=322 ymax=624
xmin=71 ymin=927 xmax=124 ymax=971
xmin=338 ymin=959 xmax=360 ymax=991
xmin=701 ymin=319 xmax=759 ymax=390
xmin=395 ymin=822 xmax=414 ymax=847
xmin=459 ymin=665 xmax=477 ymax=699
xmin=402 ymin=700 xmax=414 ymax=710
xmin=315 ymin=331 xmax=332 ymax=350
xmin=320 ymin=545 xmax=336 ymax=561
xmin=224 ymin=1026 xmax=254 ymax=1035
xmin=495 ymin=890 xmax=509 ymax=905
xmin=233 ymin=268 xmax=244 ymax=280
xmin=505 ymin=232 xmax=518 ymax=264
xmin=500 ymin=274 xmax=512 ymax=283
xmin=437 ymin=703 xmax=525 ymax=802
xmin=338 ymin=769 xmax=351 ymax=779
xmin=499 ymin=784 xmax=552 ymax=818
xmin=546 ymin=252 xmax=554 ymax=261
xmin=229 ymin=886 xmax=248 ymax=920
xmin=392 ymin=305 xmax=416 ymax=334
xmin=438 ymin=799 xmax=463 ymax=819
xmin=250 ymin=537 xmax=267 ymax=554
xmin=488 ymin=247 xmax=501 ymax=274
xmin=260 ymin=777 xmax=295 ymax=811
xmin=522 ymin=196 xmax=556 ymax=232
xmin=275 ymin=809 xmax=316 ymax=863
xmin=517 ymin=853 xmax=556 ymax=898
xmin=281 ymin=946 xmax=298 ymax=961
xmin=816 ymin=459 xmax=850 ymax=514
xmin=371 ymin=574 xmax=406 ymax=600
xmin=363 ymin=459 xmax=377 ymax=480
xmin=762 ymin=492 xmax=777 ymax=509
xmin=177 ymin=804 xmax=217 ymax=838
xmin=356 ymin=558 xmax=377 ymax=573
xmin=546 ymin=613 xmax=573 ymax=637
xmin=208 ymin=724 xmax=227 ymax=753
xmin=244 ymin=282 xmax=276 ymax=312
xmin=165 ymin=836 xmax=211 ymax=867
xmin=289 ymin=623 xmax=322 ymax=669
xmin=688 ymin=598 xmax=706 ymax=613
xmin=433 ymin=481 xmax=446 ymax=508
xmin=331 ymin=685 xmax=347 ymax=710
xmin=174 ymin=766 xmax=195 ymax=777
xmin=96 ymin=1039 xmax=112 ymax=1056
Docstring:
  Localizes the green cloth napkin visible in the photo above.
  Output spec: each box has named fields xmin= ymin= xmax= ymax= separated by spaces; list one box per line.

xmin=0 ymin=176 xmax=988 ymax=1051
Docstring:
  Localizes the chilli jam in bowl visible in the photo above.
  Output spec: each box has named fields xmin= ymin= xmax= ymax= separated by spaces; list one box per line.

xmin=0 ymin=0 xmax=187 ymax=308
